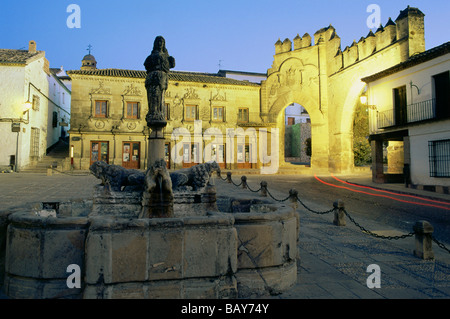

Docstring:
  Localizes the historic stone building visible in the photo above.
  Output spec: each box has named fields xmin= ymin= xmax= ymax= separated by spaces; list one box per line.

xmin=67 ymin=56 xmax=271 ymax=171
xmin=261 ymin=6 xmax=426 ymax=173
xmin=68 ymin=6 xmax=429 ymax=175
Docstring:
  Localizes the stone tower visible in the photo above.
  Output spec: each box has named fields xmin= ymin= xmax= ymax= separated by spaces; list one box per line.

xmin=395 ymin=6 xmax=425 ymax=59
xmin=81 ymin=47 xmax=97 ymax=70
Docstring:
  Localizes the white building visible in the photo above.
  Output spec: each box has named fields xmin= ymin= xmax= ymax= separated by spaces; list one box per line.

xmin=0 ymin=41 xmax=71 ymax=171
xmin=362 ymin=41 xmax=450 ymax=191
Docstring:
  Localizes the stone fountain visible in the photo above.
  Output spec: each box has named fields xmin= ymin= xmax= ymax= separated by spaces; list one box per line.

xmin=0 ymin=37 xmax=300 ymax=299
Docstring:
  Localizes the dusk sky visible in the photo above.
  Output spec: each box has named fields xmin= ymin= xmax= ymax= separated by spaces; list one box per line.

xmin=1 ymin=0 xmax=449 ymax=74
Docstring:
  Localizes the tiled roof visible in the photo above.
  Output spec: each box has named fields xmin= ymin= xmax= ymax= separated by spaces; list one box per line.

xmin=0 ymin=49 xmax=43 ymax=65
xmin=362 ymin=42 xmax=450 ymax=83
xmin=67 ymin=68 xmax=261 ymax=87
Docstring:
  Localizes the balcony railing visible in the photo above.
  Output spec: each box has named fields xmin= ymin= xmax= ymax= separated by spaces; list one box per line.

xmin=377 ymin=98 xmax=436 ymax=129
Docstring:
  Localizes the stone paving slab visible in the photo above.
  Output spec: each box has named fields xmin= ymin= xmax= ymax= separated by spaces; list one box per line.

xmin=1 ymin=171 xmax=450 ymax=300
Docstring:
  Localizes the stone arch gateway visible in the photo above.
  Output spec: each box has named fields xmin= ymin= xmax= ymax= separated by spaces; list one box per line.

xmin=260 ymin=6 xmax=426 ymax=173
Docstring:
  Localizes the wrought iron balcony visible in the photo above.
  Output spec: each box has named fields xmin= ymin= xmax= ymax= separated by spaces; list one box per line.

xmin=377 ymin=98 xmax=436 ymax=129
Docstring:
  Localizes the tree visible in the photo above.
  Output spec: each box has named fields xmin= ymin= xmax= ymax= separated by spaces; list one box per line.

xmin=353 ymin=101 xmax=371 ymax=166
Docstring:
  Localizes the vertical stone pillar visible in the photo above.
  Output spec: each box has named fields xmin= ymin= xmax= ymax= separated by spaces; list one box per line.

xmin=226 ymin=172 xmax=232 ymax=183
xmin=147 ymin=128 xmax=166 ymax=169
xmin=289 ymin=189 xmax=299 ymax=210
xmin=333 ymin=199 xmax=346 ymax=226
xmin=260 ymin=181 xmax=268 ymax=197
xmin=371 ymin=139 xmax=384 ymax=183
xmin=413 ymin=220 xmax=434 ymax=260
xmin=241 ymin=176 xmax=247 ymax=189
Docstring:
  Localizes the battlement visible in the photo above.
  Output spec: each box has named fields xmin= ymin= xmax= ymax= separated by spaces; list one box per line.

xmin=274 ymin=6 xmax=425 ymax=73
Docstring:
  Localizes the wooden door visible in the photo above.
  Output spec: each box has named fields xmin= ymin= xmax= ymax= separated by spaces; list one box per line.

xmin=237 ymin=144 xmax=252 ymax=169
xmin=122 ymin=142 xmax=140 ymax=169
xmin=91 ymin=141 xmax=109 ymax=165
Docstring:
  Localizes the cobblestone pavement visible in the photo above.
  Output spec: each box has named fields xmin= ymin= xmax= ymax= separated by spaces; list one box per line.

xmin=1 ymin=171 xmax=450 ymax=299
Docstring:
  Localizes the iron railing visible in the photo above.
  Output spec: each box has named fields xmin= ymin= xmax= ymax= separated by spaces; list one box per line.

xmin=377 ymin=98 xmax=436 ymax=129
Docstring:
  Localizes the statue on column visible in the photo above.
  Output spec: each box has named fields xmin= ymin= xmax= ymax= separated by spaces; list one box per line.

xmin=144 ymin=36 xmax=175 ymax=128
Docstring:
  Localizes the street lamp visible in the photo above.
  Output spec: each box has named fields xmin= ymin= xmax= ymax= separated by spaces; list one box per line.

xmin=360 ymin=92 xmax=368 ymax=105
xmin=22 ymin=100 xmax=32 ymax=123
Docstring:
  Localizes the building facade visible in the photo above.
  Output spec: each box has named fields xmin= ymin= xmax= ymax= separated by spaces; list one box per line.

xmin=363 ymin=41 xmax=450 ymax=189
xmin=0 ymin=41 xmax=71 ymax=171
xmin=67 ymin=59 xmax=278 ymax=172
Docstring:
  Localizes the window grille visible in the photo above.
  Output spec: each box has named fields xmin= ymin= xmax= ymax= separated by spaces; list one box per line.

xmin=429 ymin=139 xmax=450 ymax=177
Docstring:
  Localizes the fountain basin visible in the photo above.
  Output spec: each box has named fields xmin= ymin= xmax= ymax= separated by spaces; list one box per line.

xmin=1 ymin=191 xmax=300 ymax=299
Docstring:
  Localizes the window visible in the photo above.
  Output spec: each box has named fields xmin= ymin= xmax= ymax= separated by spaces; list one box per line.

xmin=52 ymin=111 xmax=58 ymax=128
xmin=212 ymin=106 xmax=224 ymax=122
xmin=238 ymin=108 xmax=249 ymax=123
xmin=30 ymin=127 xmax=40 ymax=157
xmin=429 ymin=139 xmax=450 ymax=177
xmin=95 ymin=100 xmax=108 ymax=118
xmin=433 ymin=71 xmax=450 ymax=119
xmin=32 ymin=95 xmax=40 ymax=111
xmin=287 ymin=117 xmax=295 ymax=125
xmin=126 ymin=102 xmax=140 ymax=119
xmin=185 ymin=105 xmax=197 ymax=121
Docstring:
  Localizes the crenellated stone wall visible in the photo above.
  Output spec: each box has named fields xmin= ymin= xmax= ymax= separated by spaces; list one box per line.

xmin=263 ymin=6 xmax=426 ymax=173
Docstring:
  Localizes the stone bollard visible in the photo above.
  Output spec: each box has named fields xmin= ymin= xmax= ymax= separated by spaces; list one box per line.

xmin=226 ymin=172 xmax=232 ymax=183
xmin=47 ymin=166 xmax=52 ymax=176
xmin=260 ymin=181 xmax=268 ymax=197
xmin=289 ymin=189 xmax=299 ymax=210
xmin=241 ymin=176 xmax=247 ymax=189
xmin=333 ymin=200 xmax=346 ymax=226
xmin=413 ymin=220 xmax=434 ymax=260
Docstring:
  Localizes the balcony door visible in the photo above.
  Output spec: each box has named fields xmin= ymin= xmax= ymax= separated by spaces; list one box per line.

xmin=434 ymin=71 xmax=450 ymax=119
xmin=394 ymin=86 xmax=407 ymax=126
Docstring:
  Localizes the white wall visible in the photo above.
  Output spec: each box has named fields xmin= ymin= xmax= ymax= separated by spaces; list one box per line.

xmin=368 ymin=51 xmax=450 ymax=186
xmin=409 ymin=120 xmax=450 ymax=186
xmin=0 ymin=55 xmax=49 ymax=169
xmin=47 ymin=72 xmax=71 ymax=148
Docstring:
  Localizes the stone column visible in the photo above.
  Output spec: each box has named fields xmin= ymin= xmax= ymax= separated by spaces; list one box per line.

xmin=371 ymin=139 xmax=384 ymax=183
xmin=333 ymin=199 xmax=346 ymax=226
xmin=413 ymin=220 xmax=434 ymax=260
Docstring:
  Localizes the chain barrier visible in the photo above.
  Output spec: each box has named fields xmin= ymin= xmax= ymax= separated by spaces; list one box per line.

xmin=266 ymin=188 xmax=290 ymax=202
xmin=433 ymin=237 xmax=450 ymax=254
xmin=217 ymin=172 xmax=450 ymax=254
xmin=296 ymin=197 xmax=335 ymax=215
xmin=343 ymin=209 xmax=416 ymax=240
xmin=246 ymin=183 xmax=262 ymax=193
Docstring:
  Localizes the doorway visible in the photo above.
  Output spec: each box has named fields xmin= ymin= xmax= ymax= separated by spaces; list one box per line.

xmin=122 ymin=142 xmax=140 ymax=169
xmin=90 ymin=141 xmax=109 ymax=165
